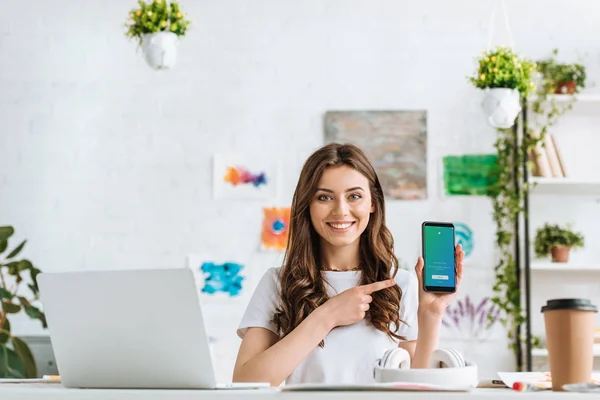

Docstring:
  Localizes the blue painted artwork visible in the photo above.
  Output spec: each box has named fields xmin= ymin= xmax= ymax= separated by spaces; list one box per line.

xmin=454 ymin=222 xmax=474 ymax=258
xmin=200 ymin=261 xmax=245 ymax=297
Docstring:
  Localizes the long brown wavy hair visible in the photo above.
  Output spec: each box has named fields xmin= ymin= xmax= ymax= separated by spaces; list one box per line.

xmin=272 ymin=142 xmax=405 ymax=346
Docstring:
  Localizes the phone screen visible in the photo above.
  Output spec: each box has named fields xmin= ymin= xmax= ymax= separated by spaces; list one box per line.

xmin=422 ymin=222 xmax=456 ymax=292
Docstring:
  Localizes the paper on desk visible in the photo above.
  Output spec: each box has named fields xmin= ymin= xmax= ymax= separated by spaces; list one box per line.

xmin=563 ymin=382 xmax=600 ymax=393
xmin=0 ymin=378 xmax=61 ymax=385
xmin=498 ymin=371 xmax=600 ymax=390
xmin=281 ymin=382 xmax=473 ymax=392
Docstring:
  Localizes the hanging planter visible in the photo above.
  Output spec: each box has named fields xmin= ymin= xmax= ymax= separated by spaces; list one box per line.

xmin=141 ymin=31 xmax=178 ymax=70
xmin=125 ymin=0 xmax=192 ymax=70
xmin=468 ymin=46 xmax=537 ymax=129
xmin=481 ymin=87 xmax=522 ymax=129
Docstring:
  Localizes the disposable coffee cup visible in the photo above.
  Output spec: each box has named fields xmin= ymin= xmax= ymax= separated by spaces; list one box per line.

xmin=541 ymin=298 xmax=598 ymax=391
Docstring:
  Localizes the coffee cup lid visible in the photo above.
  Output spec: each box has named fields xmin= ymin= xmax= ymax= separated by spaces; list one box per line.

xmin=541 ymin=298 xmax=598 ymax=313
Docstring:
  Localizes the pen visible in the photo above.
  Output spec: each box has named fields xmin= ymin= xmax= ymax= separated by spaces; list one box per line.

xmin=512 ymin=382 xmax=547 ymax=392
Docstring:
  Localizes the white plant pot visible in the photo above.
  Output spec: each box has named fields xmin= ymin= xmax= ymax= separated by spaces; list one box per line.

xmin=141 ymin=32 xmax=178 ymax=70
xmin=481 ymin=88 xmax=522 ymax=129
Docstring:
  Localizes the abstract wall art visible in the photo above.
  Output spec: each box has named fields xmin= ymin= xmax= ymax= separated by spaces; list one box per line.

xmin=199 ymin=261 xmax=245 ymax=297
xmin=260 ymin=207 xmax=291 ymax=251
xmin=454 ymin=222 xmax=474 ymax=258
xmin=187 ymin=254 xmax=246 ymax=302
xmin=213 ymin=154 xmax=279 ymax=200
xmin=324 ymin=110 xmax=428 ymax=200
xmin=442 ymin=154 xmax=499 ymax=196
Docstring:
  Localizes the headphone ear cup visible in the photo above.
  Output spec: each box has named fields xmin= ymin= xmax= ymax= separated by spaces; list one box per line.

xmin=431 ymin=348 xmax=466 ymax=368
xmin=379 ymin=349 xmax=394 ymax=368
xmin=381 ymin=348 xmax=411 ymax=369
xmin=447 ymin=348 xmax=466 ymax=368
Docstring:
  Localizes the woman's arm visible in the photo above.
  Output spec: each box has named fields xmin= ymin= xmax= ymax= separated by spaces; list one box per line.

xmin=407 ymin=310 xmax=442 ymax=368
xmin=401 ymin=246 xmax=464 ymax=368
xmin=396 ymin=311 xmax=441 ymax=368
xmin=233 ymin=306 xmax=334 ymax=386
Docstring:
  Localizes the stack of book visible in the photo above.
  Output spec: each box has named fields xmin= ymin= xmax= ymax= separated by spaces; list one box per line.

xmin=529 ymin=132 xmax=567 ymax=178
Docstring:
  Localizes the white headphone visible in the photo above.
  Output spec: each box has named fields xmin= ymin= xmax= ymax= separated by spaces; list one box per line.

xmin=377 ymin=347 xmax=466 ymax=369
xmin=374 ymin=347 xmax=477 ymax=388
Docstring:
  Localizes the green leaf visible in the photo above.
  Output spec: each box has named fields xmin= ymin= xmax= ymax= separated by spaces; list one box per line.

xmin=0 ymin=318 xmax=10 ymax=344
xmin=24 ymin=306 xmax=47 ymax=329
xmin=27 ymin=283 xmax=39 ymax=297
xmin=0 ymin=346 xmax=9 ymax=378
xmin=39 ymin=313 xmax=47 ymax=329
xmin=2 ymin=302 xmax=21 ymax=314
xmin=6 ymin=261 xmax=19 ymax=276
xmin=17 ymin=297 xmax=31 ymax=307
xmin=0 ymin=345 xmax=26 ymax=378
xmin=30 ymin=268 xmax=40 ymax=293
xmin=11 ymin=337 xmax=37 ymax=378
xmin=0 ymin=227 xmax=14 ymax=241
xmin=17 ymin=259 xmax=32 ymax=272
xmin=0 ymin=240 xmax=7 ymax=254
xmin=0 ymin=288 xmax=12 ymax=300
xmin=6 ymin=240 xmax=26 ymax=259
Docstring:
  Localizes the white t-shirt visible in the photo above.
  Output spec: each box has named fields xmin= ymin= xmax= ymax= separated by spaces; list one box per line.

xmin=237 ymin=267 xmax=419 ymax=385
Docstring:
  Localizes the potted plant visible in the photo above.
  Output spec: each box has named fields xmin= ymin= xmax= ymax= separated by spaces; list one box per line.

xmin=125 ymin=0 xmax=192 ymax=70
xmin=0 ymin=226 xmax=47 ymax=378
xmin=536 ymin=49 xmax=586 ymax=95
xmin=534 ymin=223 xmax=584 ymax=263
xmin=468 ymin=46 xmax=537 ymax=129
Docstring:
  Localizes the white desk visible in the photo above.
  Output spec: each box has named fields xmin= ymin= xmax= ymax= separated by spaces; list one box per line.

xmin=0 ymin=386 xmax=595 ymax=400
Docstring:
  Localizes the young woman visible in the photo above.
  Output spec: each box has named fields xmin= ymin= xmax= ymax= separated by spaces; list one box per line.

xmin=233 ymin=143 xmax=464 ymax=386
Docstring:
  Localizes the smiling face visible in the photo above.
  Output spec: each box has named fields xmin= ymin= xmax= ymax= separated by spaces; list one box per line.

xmin=309 ymin=165 xmax=375 ymax=249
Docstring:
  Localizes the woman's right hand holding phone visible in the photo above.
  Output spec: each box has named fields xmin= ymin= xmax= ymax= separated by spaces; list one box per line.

xmin=415 ymin=244 xmax=465 ymax=317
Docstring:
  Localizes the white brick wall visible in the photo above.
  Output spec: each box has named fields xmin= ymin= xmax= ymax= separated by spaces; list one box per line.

xmin=2 ymin=0 xmax=600 ymax=382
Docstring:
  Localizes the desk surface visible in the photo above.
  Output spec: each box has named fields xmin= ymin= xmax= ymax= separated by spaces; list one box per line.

xmin=0 ymin=385 xmax=595 ymax=400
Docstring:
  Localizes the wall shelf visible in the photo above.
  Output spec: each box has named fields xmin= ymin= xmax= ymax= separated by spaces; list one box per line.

xmin=528 ymin=94 xmax=600 ymax=103
xmin=529 ymin=177 xmax=600 ymax=195
xmin=520 ymin=94 xmax=600 ymax=372
xmin=532 ymin=344 xmax=600 ymax=357
xmin=530 ymin=263 xmax=600 ymax=271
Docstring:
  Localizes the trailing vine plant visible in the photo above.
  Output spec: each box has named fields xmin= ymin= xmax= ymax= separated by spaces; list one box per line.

xmin=487 ymin=125 xmax=528 ymax=365
xmin=482 ymin=49 xmax=586 ymax=370
xmin=468 ymin=46 xmax=537 ymax=369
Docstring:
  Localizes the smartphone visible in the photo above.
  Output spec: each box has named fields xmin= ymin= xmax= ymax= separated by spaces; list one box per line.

xmin=421 ymin=221 xmax=456 ymax=293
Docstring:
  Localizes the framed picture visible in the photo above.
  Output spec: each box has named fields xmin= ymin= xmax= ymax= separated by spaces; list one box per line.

xmin=324 ymin=110 xmax=427 ymax=200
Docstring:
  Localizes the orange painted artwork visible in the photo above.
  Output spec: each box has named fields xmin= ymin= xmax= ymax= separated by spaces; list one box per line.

xmin=213 ymin=154 xmax=278 ymax=200
xmin=223 ymin=165 xmax=267 ymax=188
xmin=261 ymin=207 xmax=291 ymax=251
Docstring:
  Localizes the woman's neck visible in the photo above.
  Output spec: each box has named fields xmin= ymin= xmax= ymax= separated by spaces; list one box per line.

xmin=320 ymin=240 xmax=361 ymax=271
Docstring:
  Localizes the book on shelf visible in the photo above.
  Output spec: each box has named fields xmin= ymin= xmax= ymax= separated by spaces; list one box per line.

xmin=543 ymin=134 xmax=564 ymax=178
xmin=528 ymin=133 xmax=566 ymax=178
xmin=550 ymin=134 xmax=567 ymax=177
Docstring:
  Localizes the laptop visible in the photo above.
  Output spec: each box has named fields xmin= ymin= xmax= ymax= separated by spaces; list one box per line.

xmin=37 ymin=268 xmax=270 ymax=390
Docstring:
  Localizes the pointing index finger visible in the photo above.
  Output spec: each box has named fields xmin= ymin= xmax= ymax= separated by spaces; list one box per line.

xmin=361 ymin=279 xmax=396 ymax=294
